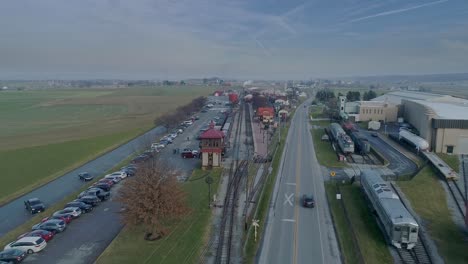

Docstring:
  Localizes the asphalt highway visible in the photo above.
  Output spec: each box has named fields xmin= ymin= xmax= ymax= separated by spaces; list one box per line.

xmin=259 ymin=103 xmax=341 ymax=264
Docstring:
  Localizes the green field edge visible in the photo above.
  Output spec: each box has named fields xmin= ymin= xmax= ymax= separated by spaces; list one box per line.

xmin=0 ymin=126 xmax=152 ymax=207
xmin=0 ymin=155 xmax=136 ymax=248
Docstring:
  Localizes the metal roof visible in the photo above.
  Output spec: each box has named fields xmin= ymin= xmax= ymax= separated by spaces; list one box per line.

xmin=412 ymin=100 xmax=468 ymax=120
xmin=372 ymin=91 xmax=448 ymax=104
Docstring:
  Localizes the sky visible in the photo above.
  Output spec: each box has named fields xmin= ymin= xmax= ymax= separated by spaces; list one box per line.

xmin=0 ymin=0 xmax=467 ymax=80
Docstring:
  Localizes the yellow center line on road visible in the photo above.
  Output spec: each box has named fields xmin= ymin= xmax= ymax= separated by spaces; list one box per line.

xmin=293 ymin=110 xmax=303 ymax=264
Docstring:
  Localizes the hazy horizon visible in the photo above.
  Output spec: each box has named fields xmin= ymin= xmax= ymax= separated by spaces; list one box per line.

xmin=1 ymin=0 xmax=468 ymax=80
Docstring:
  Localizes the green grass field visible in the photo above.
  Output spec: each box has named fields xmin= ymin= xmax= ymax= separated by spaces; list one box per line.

xmin=397 ymin=166 xmax=468 ymax=264
xmin=437 ymin=153 xmax=460 ymax=171
xmin=96 ymin=168 xmax=222 ymax=264
xmin=310 ymin=120 xmax=348 ymax=168
xmin=324 ymin=183 xmax=362 ymax=264
xmin=0 ymin=86 xmax=211 ymax=204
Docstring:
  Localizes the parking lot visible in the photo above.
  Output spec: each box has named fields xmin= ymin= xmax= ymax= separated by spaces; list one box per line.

xmin=12 ymin=98 xmax=230 ymax=264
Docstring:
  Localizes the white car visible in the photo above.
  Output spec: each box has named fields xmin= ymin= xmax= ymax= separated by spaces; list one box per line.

xmin=104 ymin=175 xmax=122 ymax=183
xmin=59 ymin=207 xmax=82 ymax=218
xmin=4 ymin=237 xmax=47 ymax=254
xmin=169 ymin=133 xmax=178 ymax=139
xmin=183 ymin=120 xmax=193 ymax=125
xmin=108 ymin=171 xmax=127 ymax=179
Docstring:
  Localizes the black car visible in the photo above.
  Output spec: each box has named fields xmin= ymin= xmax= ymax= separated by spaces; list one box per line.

xmin=82 ymin=188 xmax=110 ymax=201
xmin=24 ymin=198 xmax=45 ymax=214
xmin=75 ymin=196 xmax=100 ymax=207
xmin=65 ymin=201 xmax=93 ymax=213
xmin=121 ymin=168 xmax=135 ymax=177
xmin=92 ymin=183 xmax=111 ymax=192
xmin=78 ymin=172 xmax=94 ymax=181
xmin=0 ymin=249 xmax=27 ymax=263
xmin=131 ymin=156 xmax=147 ymax=164
xmin=302 ymin=194 xmax=315 ymax=208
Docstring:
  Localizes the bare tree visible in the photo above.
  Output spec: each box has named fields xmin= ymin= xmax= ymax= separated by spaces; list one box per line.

xmin=118 ymin=161 xmax=189 ymax=240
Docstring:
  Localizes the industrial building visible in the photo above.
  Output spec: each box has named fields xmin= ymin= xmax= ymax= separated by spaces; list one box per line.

xmin=373 ymin=91 xmax=468 ymax=154
xmin=339 ymin=96 xmax=398 ymax=122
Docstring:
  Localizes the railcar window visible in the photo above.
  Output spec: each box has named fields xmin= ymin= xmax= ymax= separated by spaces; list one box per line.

xmin=395 ymin=227 xmax=401 ymax=231
xmin=411 ymin=228 xmax=417 ymax=233
xmin=373 ymin=184 xmax=380 ymax=188
xmin=377 ymin=189 xmax=383 ymax=193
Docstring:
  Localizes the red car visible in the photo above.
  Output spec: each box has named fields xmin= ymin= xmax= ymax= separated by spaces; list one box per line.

xmin=97 ymin=179 xmax=114 ymax=186
xmin=42 ymin=215 xmax=72 ymax=224
xmin=17 ymin=229 xmax=54 ymax=242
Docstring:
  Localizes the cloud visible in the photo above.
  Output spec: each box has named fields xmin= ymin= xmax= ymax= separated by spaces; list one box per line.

xmin=349 ymin=0 xmax=449 ymax=23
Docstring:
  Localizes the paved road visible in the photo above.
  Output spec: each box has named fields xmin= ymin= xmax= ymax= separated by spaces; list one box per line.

xmin=17 ymin=102 xmax=229 ymax=264
xmin=360 ymin=130 xmax=418 ymax=175
xmin=259 ymin=103 xmax=341 ymax=264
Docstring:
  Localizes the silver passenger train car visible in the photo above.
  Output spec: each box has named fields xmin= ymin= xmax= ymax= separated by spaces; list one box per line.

xmin=361 ymin=169 xmax=419 ymax=249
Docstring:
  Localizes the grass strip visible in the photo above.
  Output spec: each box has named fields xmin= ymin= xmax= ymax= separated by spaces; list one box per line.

xmin=0 ymin=128 xmax=147 ymax=206
xmin=397 ymin=166 xmax=468 ymax=263
xmin=340 ymin=184 xmax=393 ymax=264
xmin=95 ymin=168 xmax=223 ymax=264
xmin=324 ymin=183 xmax=361 ymax=264
xmin=437 ymin=153 xmax=460 ymax=171
xmin=310 ymin=127 xmax=348 ymax=168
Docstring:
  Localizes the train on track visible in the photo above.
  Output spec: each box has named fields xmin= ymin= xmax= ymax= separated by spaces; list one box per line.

xmin=330 ymin=123 xmax=355 ymax=154
xmin=349 ymin=131 xmax=371 ymax=154
xmin=361 ymin=169 xmax=419 ymax=249
xmin=398 ymin=129 xmax=429 ymax=152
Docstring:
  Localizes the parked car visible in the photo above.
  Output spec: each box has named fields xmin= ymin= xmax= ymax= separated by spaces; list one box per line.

xmin=24 ymin=198 xmax=45 ymax=214
xmin=108 ymin=171 xmax=127 ymax=179
xmin=42 ymin=214 xmax=72 ymax=224
xmin=131 ymin=156 xmax=147 ymax=164
xmin=181 ymin=149 xmax=199 ymax=159
xmin=169 ymin=133 xmax=178 ymax=139
xmin=81 ymin=188 xmax=110 ymax=201
xmin=55 ymin=207 xmax=82 ymax=218
xmin=4 ymin=237 xmax=46 ymax=254
xmin=78 ymin=172 xmax=93 ymax=181
xmin=92 ymin=182 xmax=111 ymax=192
xmin=103 ymin=175 xmax=121 ymax=184
xmin=32 ymin=219 xmax=66 ymax=233
xmin=17 ymin=229 xmax=54 ymax=242
xmin=302 ymin=194 xmax=315 ymax=208
xmin=0 ymin=248 xmax=27 ymax=263
xmin=121 ymin=167 xmax=136 ymax=176
xmin=97 ymin=178 xmax=115 ymax=186
xmin=75 ymin=196 xmax=101 ymax=207
xmin=183 ymin=120 xmax=193 ymax=126
xmin=65 ymin=201 xmax=93 ymax=213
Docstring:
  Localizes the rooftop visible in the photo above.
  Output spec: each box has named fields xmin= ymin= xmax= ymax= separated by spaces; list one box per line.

xmin=412 ymin=100 xmax=468 ymax=120
xmin=372 ymin=91 xmax=449 ymax=104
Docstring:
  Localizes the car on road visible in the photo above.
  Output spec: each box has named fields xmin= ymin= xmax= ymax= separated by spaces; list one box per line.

xmin=0 ymin=248 xmax=27 ymax=263
xmin=17 ymin=229 xmax=54 ymax=242
xmin=55 ymin=207 xmax=82 ymax=218
xmin=371 ymin=132 xmax=378 ymax=137
xmin=201 ymin=109 xmax=207 ymax=113
xmin=65 ymin=201 xmax=93 ymax=213
xmin=4 ymin=237 xmax=47 ymax=254
xmin=24 ymin=198 xmax=45 ymax=214
xmin=78 ymin=172 xmax=93 ymax=181
xmin=302 ymin=194 xmax=315 ymax=208
xmin=74 ymin=196 xmax=101 ymax=206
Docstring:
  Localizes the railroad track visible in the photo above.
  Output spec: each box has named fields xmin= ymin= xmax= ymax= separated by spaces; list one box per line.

xmin=390 ymin=183 xmax=433 ymax=264
xmin=214 ymin=160 xmax=248 ymax=264
xmin=362 ymin=154 xmax=375 ymax=165
xmin=444 ymin=178 xmax=467 ymax=219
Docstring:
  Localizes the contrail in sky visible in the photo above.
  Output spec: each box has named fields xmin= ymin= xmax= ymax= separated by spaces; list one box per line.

xmin=349 ymin=0 xmax=449 ymax=23
xmin=253 ymin=37 xmax=272 ymax=56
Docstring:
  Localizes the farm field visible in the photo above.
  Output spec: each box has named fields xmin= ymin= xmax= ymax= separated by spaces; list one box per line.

xmin=0 ymin=86 xmax=212 ymax=203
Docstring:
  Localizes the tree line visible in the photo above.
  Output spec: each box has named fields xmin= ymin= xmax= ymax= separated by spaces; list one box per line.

xmin=154 ymin=96 xmax=207 ymax=129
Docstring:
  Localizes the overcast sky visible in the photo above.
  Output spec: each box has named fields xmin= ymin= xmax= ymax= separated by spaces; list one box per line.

xmin=1 ymin=0 xmax=467 ymax=80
